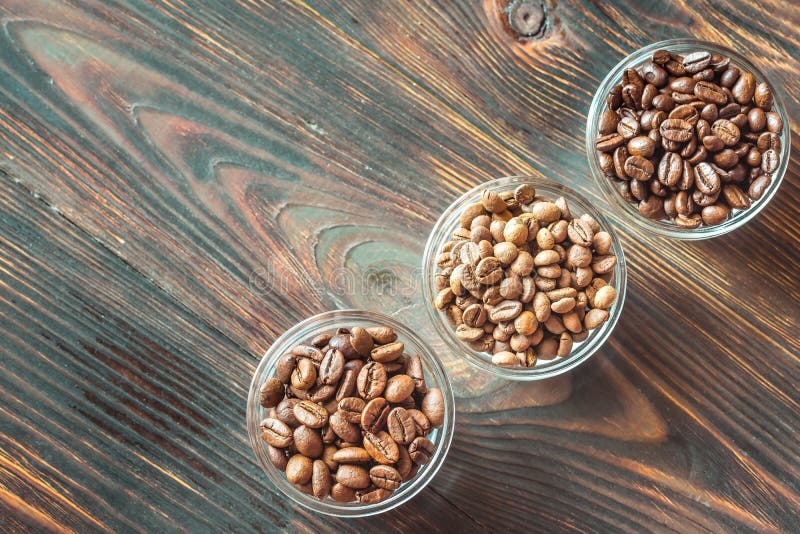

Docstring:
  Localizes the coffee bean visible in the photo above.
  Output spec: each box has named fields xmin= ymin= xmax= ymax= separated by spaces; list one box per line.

xmin=292 ymin=345 xmax=325 ymax=362
xmin=370 ymin=465 xmax=403 ymax=491
xmin=360 ymin=397 xmax=391 ymax=436
xmin=421 ymin=388 xmax=445 ymax=427
xmin=598 ymin=108 xmax=619 ymax=134
xmin=627 ymin=135 xmax=656 ymax=158
xmin=293 ymin=400 xmax=328 ymax=429
xmin=332 ymin=446 xmax=372 ymax=464
xmin=336 ymin=464 xmax=371 ymax=489
xmin=358 ymin=488 xmax=393 ymax=504
xmin=318 ymin=349 xmax=345 ymax=386
xmin=660 ymin=118 xmax=693 ymax=142
xmin=276 ymin=354 xmax=297 ymax=384
xmin=370 ymin=341 xmax=404 ymax=363
xmin=761 ymin=149 xmax=779 ymax=174
xmin=338 ymin=397 xmax=365 ymax=424
xmin=694 ymin=162 xmax=721 ymax=194
xmin=331 ymin=483 xmax=358 ymax=502
xmin=311 ymin=460 xmax=331 ymax=499
xmin=623 ymin=156 xmax=654 ymax=181
xmin=732 ymin=71 xmax=756 ymax=104
xmin=364 ymin=431 xmax=400 ymax=465
xmin=596 ymin=132 xmax=624 ymax=152
xmin=260 ymin=418 xmax=293 ymax=448
xmin=384 ymin=375 xmax=415 ymax=404
xmin=386 ymin=407 xmax=417 ymax=445
xmin=682 ymin=51 xmax=711 ymax=73
xmin=584 ymin=309 xmax=610 ymax=329
xmin=259 ymin=377 xmax=284 ymax=408
xmin=328 ymin=410 xmax=361 ymax=443
xmin=748 ymin=173 xmax=772 ymax=200
xmin=286 ymin=454 xmax=313 ymax=485
xmin=291 ymin=358 xmax=316 ymax=391
xmin=267 ymin=444 xmax=290 ymax=470
xmin=357 ymin=362 xmax=387 ymax=400
xmin=722 ymin=184 xmax=750 ymax=210
xmin=294 ymin=425 xmax=323 ymax=458
xmin=409 ymin=437 xmax=435 ymax=465
xmin=694 ymin=81 xmax=727 ymax=105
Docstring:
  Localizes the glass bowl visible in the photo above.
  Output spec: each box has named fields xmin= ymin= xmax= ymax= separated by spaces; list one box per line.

xmin=246 ymin=310 xmax=455 ymax=517
xmin=422 ymin=176 xmax=627 ymax=381
xmin=586 ymin=39 xmax=791 ymax=239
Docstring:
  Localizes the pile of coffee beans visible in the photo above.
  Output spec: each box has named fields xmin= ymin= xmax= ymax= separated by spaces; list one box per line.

xmin=258 ymin=325 xmax=444 ymax=504
xmin=594 ymin=48 xmax=783 ymax=228
xmin=433 ymin=184 xmax=618 ymax=367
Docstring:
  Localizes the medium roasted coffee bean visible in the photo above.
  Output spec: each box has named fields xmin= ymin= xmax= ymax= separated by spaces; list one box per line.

xmin=331 ymin=483 xmax=358 ymax=502
xmin=267 ymin=444 xmax=290 ymax=471
xmin=259 ymin=377 xmax=284 ymax=408
xmin=332 ymin=446 xmax=372 ymax=464
xmin=421 ymin=388 xmax=445 ymax=427
xmin=370 ymin=341 xmax=404 ymax=363
xmin=384 ymin=375 xmax=415 ymax=403
xmin=488 ymin=300 xmax=523 ymax=322
xmin=336 ymin=464 xmax=371 ymax=489
xmin=407 ymin=408 xmax=431 ymax=437
xmin=366 ymin=326 xmax=397 ymax=344
xmin=338 ymin=397 xmax=366 ymax=424
xmin=370 ymin=465 xmax=403 ymax=491
xmin=292 ymin=345 xmax=325 ymax=362
xmin=364 ymin=431 xmax=400 ymax=464
xmin=318 ymin=349 xmax=345 ymax=386
xmin=311 ymin=460 xmax=331 ymax=499
xmin=359 ymin=487 xmax=393 ymax=504
xmin=285 ymin=454 xmax=313 ymax=485
xmin=387 ymin=407 xmax=417 ymax=445
xmin=357 ymin=362 xmax=387 ymax=400
xmin=711 ymin=119 xmax=740 ymax=146
xmin=329 ymin=410 xmax=361 ymax=443
xmin=701 ymin=204 xmax=730 ymax=225
xmin=275 ymin=353 xmax=297 ymax=384
xmin=291 ymin=358 xmax=316 ymax=391
xmin=761 ymin=149 xmax=779 ymax=174
xmin=294 ymin=425 xmax=323 ymax=458
xmin=260 ymin=418 xmax=293 ymax=448
xmin=409 ymin=437 xmax=435 ymax=465
xmin=682 ymin=51 xmax=711 ymax=73
xmin=293 ymin=400 xmax=328 ymax=429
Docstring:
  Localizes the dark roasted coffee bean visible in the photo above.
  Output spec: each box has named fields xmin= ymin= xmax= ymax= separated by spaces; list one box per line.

xmin=669 ymin=104 xmax=700 ymax=124
xmin=761 ymin=149 xmax=779 ymax=174
xmin=702 ymin=135 xmax=724 ymax=152
xmin=652 ymin=49 xmax=670 ymax=65
xmin=711 ymin=119 xmax=740 ymax=146
xmin=630 ymin=178 xmax=648 ymax=201
xmin=732 ymin=71 xmax=756 ymax=104
xmin=694 ymin=162 xmax=721 ymax=195
xmin=624 ymin=156 xmax=655 ymax=181
xmin=650 ymin=179 xmax=667 ymax=197
xmin=617 ymin=116 xmax=641 ymax=139
xmin=719 ymin=66 xmax=740 ymax=88
xmin=754 ymin=82 xmax=773 ymax=109
xmin=598 ymin=108 xmax=619 ymax=135
xmin=409 ymin=437 xmax=435 ymax=465
xmin=638 ymin=196 xmax=665 ymax=219
xmin=766 ymin=111 xmax=783 ymax=134
xmin=627 ymin=135 xmax=656 ymax=157
xmin=722 ymin=184 xmax=751 ymax=210
xmin=675 ymin=213 xmax=702 ymax=228
xmin=657 ymin=152 xmax=683 ymax=186
xmin=675 ymin=190 xmax=695 ymax=216
xmin=748 ymin=107 xmax=767 ymax=132
xmin=749 ymin=174 xmax=772 ymax=200
xmin=642 ymin=61 xmax=668 ymax=87
xmin=682 ymin=51 xmax=711 ymax=73
xmin=652 ymin=93 xmax=674 ymax=111
xmin=757 ymin=132 xmax=780 ymax=152
xmin=621 ymin=83 xmax=643 ymax=109
xmin=693 ymin=188 xmax=720 ymax=207
xmin=701 ymin=204 xmax=730 ymax=225
xmin=613 ymin=146 xmax=629 ymax=179
xmin=663 ymin=193 xmax=678 ymax=219
xmin=694 ymin=81 xmax=727 ymax=105
xmin=660 ymin=118 xmax=693 ymax=142
xmin=718 ymin=102 xmax=741 ymax=120
xmin=713 ymin=149 xmax=739 ymax=169
xmin=669 ymin=76 xmax=697 ymax=94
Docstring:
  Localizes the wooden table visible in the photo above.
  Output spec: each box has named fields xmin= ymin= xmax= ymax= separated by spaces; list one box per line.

xmin=1 ymin=1 xmax=798 ymax=532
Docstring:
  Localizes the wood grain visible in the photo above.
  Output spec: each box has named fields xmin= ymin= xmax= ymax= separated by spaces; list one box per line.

xmin=0 ymin=0 xmax=798 ymax=532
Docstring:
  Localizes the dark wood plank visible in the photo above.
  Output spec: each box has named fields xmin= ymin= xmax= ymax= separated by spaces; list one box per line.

xmin=0 ymin=0 xmax=798 ymax=531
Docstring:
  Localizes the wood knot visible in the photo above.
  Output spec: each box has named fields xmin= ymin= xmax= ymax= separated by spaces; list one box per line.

xmin=507 ymin=0 xmax=547 ymax=38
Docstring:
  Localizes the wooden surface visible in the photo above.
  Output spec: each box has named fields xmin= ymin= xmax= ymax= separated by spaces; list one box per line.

xmin=1 ymin=0 xmax=798 ymax=532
